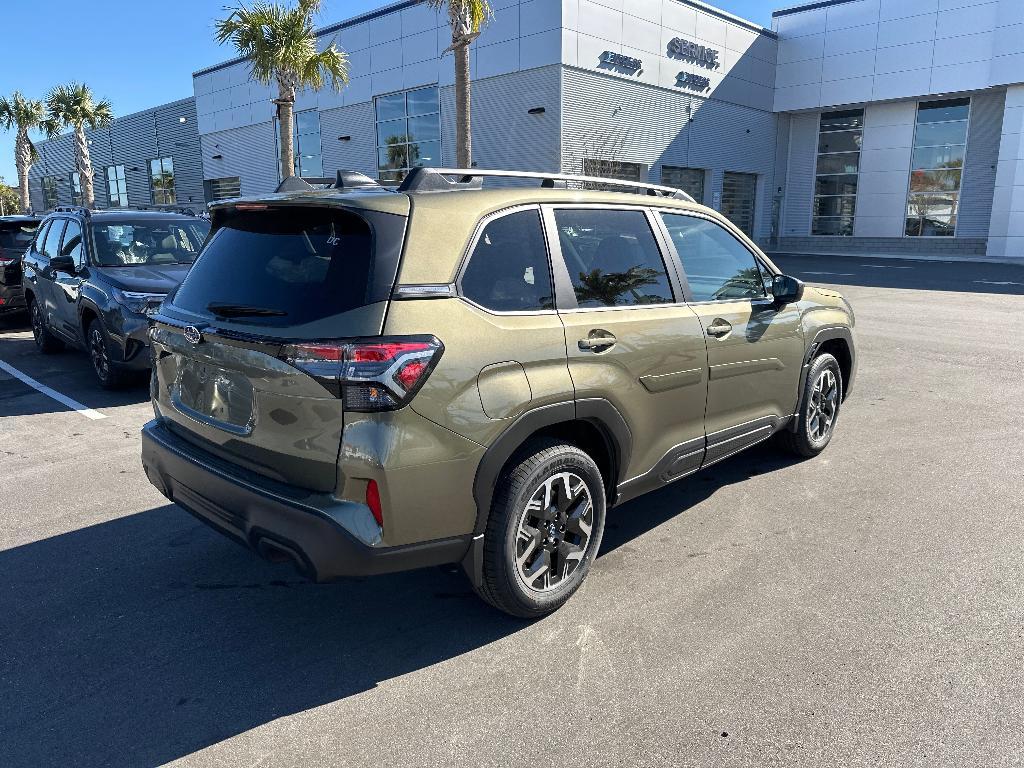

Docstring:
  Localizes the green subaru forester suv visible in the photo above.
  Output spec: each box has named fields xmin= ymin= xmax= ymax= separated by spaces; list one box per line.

xmin=141 ymin=168 xmax=856 ymax=618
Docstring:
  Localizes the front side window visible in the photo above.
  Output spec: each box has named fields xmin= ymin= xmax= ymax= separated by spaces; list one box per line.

xmin=42 ymin=176 xmax=60 ymax=210
xmin=661 ymin=214 xmax=767 ymax=302
xmin=91 ymin=219 xmax=210 ymax=266
xmin=149 ymin=157 xmax=176 ymax=205
xmin=60 ymin=219 xmax=84 ymax=268
xmin=41 ymin=218 xmax=66 ymax=260
xmin=69 ymin=172 xmax=82 ymax=206
xmin=906 ymin=98 xmax=970 ymax=237
xmin=812 ymin=109 xmax=863 ymax=236
xmin=375 ymin=86 xmax=441 ymax=182
xmin=554 ymin=208 xmax=674 ymax=308
xmin=461 ymin=209 xmax=553 ymax=312
xmin=106 ymin=165 xmax=128 ymax=207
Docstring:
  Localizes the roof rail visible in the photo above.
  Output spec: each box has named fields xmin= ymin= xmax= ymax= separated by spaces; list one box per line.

xmin=276 ymin=170 xmax=383 ymax=194
xmin=53 ymin=205 xmax=91 ymax=217
xmin=397 ymin=167 xmax=695 ymax=202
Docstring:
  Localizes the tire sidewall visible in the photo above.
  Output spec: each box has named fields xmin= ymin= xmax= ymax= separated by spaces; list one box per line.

xmin=801 ymin=354 xmax=843 ymax=452
xmin=497 ymin=447 xmax=606 ymax=615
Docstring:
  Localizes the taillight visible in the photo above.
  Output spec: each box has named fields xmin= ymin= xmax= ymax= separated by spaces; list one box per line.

xmin=366 ymin=480 xmax=384 ymax=527
xmin=0 ymin=257 xmax=15 ymax=267
xmin=280 ymin=336 xmax=443 ymax=412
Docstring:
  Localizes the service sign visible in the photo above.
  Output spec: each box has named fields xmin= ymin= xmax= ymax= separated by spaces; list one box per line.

xmin=668 ymin=37 xmax=720 ymax=68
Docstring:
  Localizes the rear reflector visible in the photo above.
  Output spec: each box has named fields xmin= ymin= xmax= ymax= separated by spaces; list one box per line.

xmin=366 ymin=480 xmax=383 ymax=527
xmin=279 ymin=336 xmax=443 ymax=412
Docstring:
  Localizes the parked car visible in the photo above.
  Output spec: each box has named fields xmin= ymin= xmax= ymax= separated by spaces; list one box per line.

xmin=141 ymin=168 xmax=856 ymax=618
xmin=0 ymin=215 xmax=42 ymax=317
xmin=22 ymin=207 xmax=210 ymax=387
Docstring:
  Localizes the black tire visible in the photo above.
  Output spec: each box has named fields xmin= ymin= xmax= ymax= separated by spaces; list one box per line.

xmin=475 ymin=439 xmax=606 ymax=619
xmin=28 ymin=297 xmax=64 ymax=354
xmin=87 ymin=318 xmax=130 ymax=389
xmin=777 ymin=352 xmax=843 ymax=458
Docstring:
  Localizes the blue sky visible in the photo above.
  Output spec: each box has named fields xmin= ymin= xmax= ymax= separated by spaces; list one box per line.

xmin=0 ymin=0 xmax=775 ymax=186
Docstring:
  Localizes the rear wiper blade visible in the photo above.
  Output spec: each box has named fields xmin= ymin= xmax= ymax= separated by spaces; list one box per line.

xmin=207 ymin=302 xmax=288 ymax=318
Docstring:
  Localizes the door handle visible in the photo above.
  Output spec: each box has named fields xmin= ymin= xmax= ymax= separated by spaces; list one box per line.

xmin=578 ymin=331 xmax=617 ymax=352
xmin=706 ymin=319 xmax=732 ymax=338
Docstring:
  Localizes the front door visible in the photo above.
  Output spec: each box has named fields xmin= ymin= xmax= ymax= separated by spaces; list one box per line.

xmin=658 ymin=212 xmax=804 ymax=465
xmin=547 ymin=205 xmax=709 ymax=489
xmin=51 ymin=217 xmax=86 ymax=339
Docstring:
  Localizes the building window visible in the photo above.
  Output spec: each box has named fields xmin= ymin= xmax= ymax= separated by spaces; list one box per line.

xmin=149 ymin=157 xmax=176 ymax=205
xmin=583 ymin=158 xmax=646 ymax=183
xmin=106 ymin=165 xmax=128 ymax=207
xmin=42 ymin=176 xmax=60 ymax=209
xmin=375 ymin=86 xmax=441 ymax=182
xmin=812 ymin=109 xmax=863 ymax=236
xmin=205 ymin=176 xmax=241 ymax=202
xmin=69 ymin=172 xmax=82 ymax=206
xmin=906 ymin=98 xmax=970 ymax=237
xmin=293 ymin=110 xmax=323 ymax=177
xmin=661 ymin=166 xmax=705 ymax=203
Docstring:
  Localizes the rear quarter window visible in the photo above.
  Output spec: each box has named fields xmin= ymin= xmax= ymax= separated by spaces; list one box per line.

xmin=170 ymin=206 xmax=403 ymax=327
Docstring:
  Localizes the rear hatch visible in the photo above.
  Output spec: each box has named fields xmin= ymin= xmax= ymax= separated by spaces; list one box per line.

xmin=150 ymin=197 xmax=411 ymax=493
xmin=0 ymin=219 xmax=39 ymax=287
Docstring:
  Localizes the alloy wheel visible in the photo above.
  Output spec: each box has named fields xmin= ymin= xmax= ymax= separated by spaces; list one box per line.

xmin=808 ymin=368 xmax=839 ymax=442
xmin=30 ymin=302 xmax=43 ymax=346
xmin=90 ymin=326 xmax=110 ymax=380
xmin=515 ymin=472 xmax=594 ymax=592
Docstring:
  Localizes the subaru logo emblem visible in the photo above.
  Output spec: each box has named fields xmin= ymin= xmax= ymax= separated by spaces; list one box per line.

xmin=184 ymin=326 xmax=202 ymax=345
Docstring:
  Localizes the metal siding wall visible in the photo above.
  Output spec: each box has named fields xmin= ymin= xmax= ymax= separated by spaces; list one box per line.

xmin=320 ymin=102 xmax=377 ymax=178
xmin=560 ymin=67 xmax=777 ymax=240
xmin=27 ymin=98 xmax=203 ymax=211
xmin=782 ymin=113 xmax=818 ymax=238
xmin=200 ymin=121 xmax=279 ymax=197
xmin=959 ymin=90 xmax=1005 ymax=238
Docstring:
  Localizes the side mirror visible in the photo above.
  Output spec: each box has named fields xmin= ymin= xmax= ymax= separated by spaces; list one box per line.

xmin=772 ymin=274 xmax=804 ymax=304
xmin=49 ymin=255 xmax=77 ymax=275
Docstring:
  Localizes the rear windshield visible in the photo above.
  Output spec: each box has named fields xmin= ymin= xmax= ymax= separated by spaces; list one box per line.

xmin=170 ymin=207 xmax=399 ymax=327
xmin=0 ymin=223 xmax=38 ymax=250
xmin=92 ymin=219 xmax=210 ymax=266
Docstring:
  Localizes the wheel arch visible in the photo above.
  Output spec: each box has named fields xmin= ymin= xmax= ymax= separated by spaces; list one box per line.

xmin=471 ymin=399 xmax=632 ymax=537
xmin=791 ymin=326 xmax=856 ymax=432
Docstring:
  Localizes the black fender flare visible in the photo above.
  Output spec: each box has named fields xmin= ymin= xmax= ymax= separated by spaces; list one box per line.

xmin=791 ymin=326 xmax=856 ymax=431
xmin=470 ymin=398 xmax=632 ymax=536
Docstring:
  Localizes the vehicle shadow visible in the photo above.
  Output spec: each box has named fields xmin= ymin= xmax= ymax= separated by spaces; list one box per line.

xmin=0 ymin=334 xmax=150 ymax=417
xmin=1 ymin=443 xmax=796 ymax=767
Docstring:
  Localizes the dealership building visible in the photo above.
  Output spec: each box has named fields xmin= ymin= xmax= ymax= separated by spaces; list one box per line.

xmin=28 ymin=0 xmax=1024 ymax=260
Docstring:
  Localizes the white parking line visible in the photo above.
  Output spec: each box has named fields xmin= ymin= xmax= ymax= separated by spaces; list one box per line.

xmin=0 ymin=359 xmax=107 ymax=420
xmin=973 ymin=280 xmax=1024 ymax=287
xmin=801 ymin=271 xmax=856 ymax=276
xmin=860 ymin=264 xmax=914 ymax=269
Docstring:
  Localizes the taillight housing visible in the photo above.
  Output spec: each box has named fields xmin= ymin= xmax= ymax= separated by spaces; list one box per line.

xmin=279 ymin=335 xmax=443 ymax=412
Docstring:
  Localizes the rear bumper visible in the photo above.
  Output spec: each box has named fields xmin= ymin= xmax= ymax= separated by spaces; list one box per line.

xmin=141 ymin=419 xmax=471 ymax=581
xmin=0 ymin=283 xmax=26 ymax=314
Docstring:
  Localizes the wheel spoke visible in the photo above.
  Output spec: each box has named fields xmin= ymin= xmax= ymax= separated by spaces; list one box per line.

xmin=523 ymin=549 xmax=551 ymax=588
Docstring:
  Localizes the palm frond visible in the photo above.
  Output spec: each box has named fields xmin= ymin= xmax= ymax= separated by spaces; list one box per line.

xmin=0 ymin=91 xmax=46 ymax=133
xmin=425 ymin=0 xmax=493 ymax=35
xmin=45 ymin=82 xmax=114 ymax=133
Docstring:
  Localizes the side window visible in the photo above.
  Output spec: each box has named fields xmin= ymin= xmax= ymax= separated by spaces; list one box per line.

xmin=41 ymin=219 xmax=66 ymax=261
xmin=32 ymin=220 xmax=51 ymax=253
xmin=660 ymin=214 xmax=767 ymax=302
xmin=461 ymin=209 xmax=554 ymax=312
xmin=553 ymin=208 xmax=674 ymax=308
xmin=61 ymin=219 xmax=84 ymax=268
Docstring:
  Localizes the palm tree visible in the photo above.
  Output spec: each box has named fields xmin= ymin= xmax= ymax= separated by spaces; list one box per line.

xmin=427 ymin=0 xmax=492 ymax=168
xmin=215 ymin=0 xmax=348 ymax=181
xmin=43 ymin=83 xmax=113 ymax=209
xmin=0 ymin=92 xmax=46 ymax=214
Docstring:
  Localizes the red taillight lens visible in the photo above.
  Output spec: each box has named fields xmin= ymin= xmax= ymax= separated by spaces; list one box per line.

xmin=280 ymin=336 xmax=443 ymax=412
xmin=366 ymin=480 xmax=383 ymax=527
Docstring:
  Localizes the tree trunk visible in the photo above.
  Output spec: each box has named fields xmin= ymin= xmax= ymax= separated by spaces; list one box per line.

xmin=454 ymin=43 xmax=472 ymax=168
xmin=74 ymin=124 xmax=95 ymax=208
xmin=14 ymin=129 xmax=32 ymax=214
xmin=276 ymin=75 xmax=298 ymax=181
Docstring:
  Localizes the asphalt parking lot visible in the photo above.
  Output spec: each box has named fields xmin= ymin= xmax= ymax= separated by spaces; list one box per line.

xmin=2 ymin=254 xmax=1023 ymax=767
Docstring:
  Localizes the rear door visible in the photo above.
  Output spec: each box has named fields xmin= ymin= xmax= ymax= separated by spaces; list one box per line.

xmin=150 ymin=202 xmax=408 ymax=493
xmin=547 ymin=205 xmax=709 ymax=485
xmin=658 ymin=212 xmax=804 ymax=464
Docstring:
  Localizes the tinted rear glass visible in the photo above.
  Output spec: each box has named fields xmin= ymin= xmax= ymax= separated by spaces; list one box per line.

xmin=171 ymin=207 xmax=386 ymax=327
xmin=0 ymin=223 xmax=38 ymax=250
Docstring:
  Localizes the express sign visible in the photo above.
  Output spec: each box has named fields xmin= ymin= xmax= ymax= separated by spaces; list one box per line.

xmin=668 ymin=37 xmax=720 ymax=68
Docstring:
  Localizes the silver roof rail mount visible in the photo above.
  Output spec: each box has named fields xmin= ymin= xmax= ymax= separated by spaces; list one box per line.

xmin=397 ymin=167 xmax=694 ymax=202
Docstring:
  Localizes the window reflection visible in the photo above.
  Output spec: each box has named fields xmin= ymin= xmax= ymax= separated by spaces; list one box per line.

xmin=661 ymin=214 xmax=767 ymax=302
xmin=374 ymin=86 xmax=441 ymax=182
xmin=906 ymin=98 xmax=970 ymax=237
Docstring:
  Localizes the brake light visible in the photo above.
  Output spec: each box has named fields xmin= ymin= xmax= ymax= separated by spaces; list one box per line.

xmin=280 ymin=336 xmax=443 ymax=412
xmin=0 ymin=257 xmax=15 ymax=267
xmin=366 ymin=480 xmax=383 ymax=527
